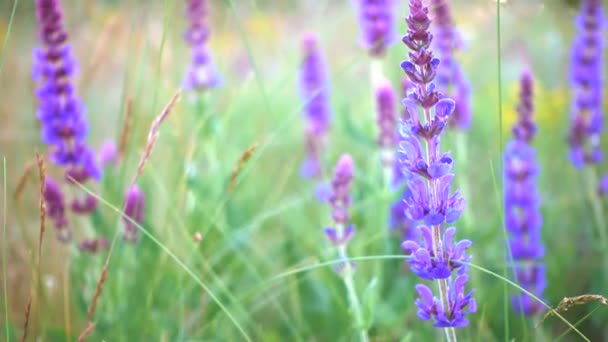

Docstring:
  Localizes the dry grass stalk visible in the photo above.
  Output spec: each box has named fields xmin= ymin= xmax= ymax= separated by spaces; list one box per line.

xmin=87 ymin=265 xmax=108 ymax=321
xmin=77 ymin=321 xmax=96 ymax=342
xmin=118 ymin=97 xmax=134 ymax=157
xmin=132 ymin=89 xmax=181 ymax=185
xmin=20 ymin=297 xmax=32 ymax=342
xmin=227 ymin=141 xmax=259 ymax=193
xmin=13 ymin=158 xmax=36 ymax=200
xmin=538 ymin=294 xmax=608 ymax=327
xmin=35 ymin=153 xmax=46 ymax=258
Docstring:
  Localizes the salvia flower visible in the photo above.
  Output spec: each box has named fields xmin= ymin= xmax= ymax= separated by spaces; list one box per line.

xmin=324 ymin=155 xmax=355 ymax=248
xmin=567 ymin=0 xmax=605 ymax=168
xmin=415 ymin=274 xmax=477 ymax=328
xmin=182 ymin=0 xmax=221 ymax=91
xmin=43 ymin=178 xmax=70 ymax=241
xmin=299 ymin=33 xmax=331 ymax=180
xmin=353 ymin=0 xmax=396 ymax=57
xmin=431 ymin=0 xmax=472 ymax=130
xmin=33 ymin=0 xmax=101 ymax=181
xmin=123 ymin=185 xmax=145 ymax=242
xmin=504 ymin=72 xmax=545 ymax=316
xmin=398 ymin=0 xmax=475 ymax=329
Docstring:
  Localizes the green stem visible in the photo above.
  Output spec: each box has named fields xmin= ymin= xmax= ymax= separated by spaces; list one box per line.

xmin=335 ymin=225 xmax=369 ymax=342
xmin=582 ymin=167 xmax=608 ymax=285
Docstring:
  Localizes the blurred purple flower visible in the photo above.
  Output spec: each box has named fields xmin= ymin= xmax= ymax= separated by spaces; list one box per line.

xmin=43 ymin=178 xmax=70 ymax=242
xmin=324 ymin=155 xmax=356 ymax=246
xmin=389 ymin=188 xmax=415 ymax=240
xmin=329 ymin=155 xmax=354 ymax=225
xmin=375 ymin=78 xmax=398 ymax=153
xmin=98 ymin=140 xmax=118 ymax=168
xmin=504 ymin=72 xmax=545 ymax=316
xmin=79 ymin=238 xmax=109 ymax=254
xmin=299 ymin=33 xmax=331 ymax=180
xmin=299 ymin=33 xmax=331 ymax=137
xmin=398 ymin=0 xmax=474 ymax=328
xmin=353 ymin=0 xmax=396 ymax=57
xmin=513 ymin=72 xmax=536 ymax=142
xmin=512 ymin=264 xmax=546 ymax=315
xmin=567 ymin=0 xmax=605 ymax=168
xmin=300 ymin=127 xmax=323 ymax=179
xmin=33 ymin=0 xmax=101 ymax=181
xmin=123 ymin=185 xmax=145 ymax=242
xmin=431 ymin=0 xmax=472 ymax=130
xmin=182 ymin=0 xmax=221 ymax=91
xmin=598 ymin=174 xmax=608 ymax=196
xmin=70 ymin=195 xmax=97 ymax=215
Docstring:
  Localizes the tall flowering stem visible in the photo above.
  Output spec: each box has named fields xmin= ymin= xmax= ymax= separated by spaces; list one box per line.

xmin=398 ymin=1 xmax=475 ymax=338
xmin=567 ymin=0 xmax=604 ymax=168
xmin=33 ymin=0 xmax=101 ymax=181
xmin=567 ymin=0 xmax=608 ymax=285
xmin=34 ymin=0 xmax=103 ymax=242
xmin=503 ymin=72 xmax=545 ymax=316
xmin=323 ymin=155 xmax=368 ymax=342
xmin=182 ymin=0 xmax=221 ymax=92
xmin=299 ymin=33 xmax=331 ymax=181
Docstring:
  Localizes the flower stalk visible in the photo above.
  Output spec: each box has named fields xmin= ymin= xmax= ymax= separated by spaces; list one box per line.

xmin=398 ymin=1 xmax=476 ymax=337
xmin=324 ymin=155 xmax=369 ymax=342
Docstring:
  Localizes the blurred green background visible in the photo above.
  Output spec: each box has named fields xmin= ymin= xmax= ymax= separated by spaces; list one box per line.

xmin=0 ymin=0 xmax=607 ymax=341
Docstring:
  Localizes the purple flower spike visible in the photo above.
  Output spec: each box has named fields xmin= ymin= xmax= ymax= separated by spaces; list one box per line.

xmin=512 ymin=264 xmax=546 ymax=316
xmin=376 ymin=79 xmax=398 ymax=150
xmin=398 ymin=0 xmax=474 ymax=329
xmin=324 ymin=155 xmax=358 ymax=273
xmin=329 ymin=155 xmax=354 ymax=225
xmin=513 ymin=71 xmax=536 ymax=142
xmin=353 ymin=0 xmax=396 ymax=57
xmin=33 ymin=0 xmax=101 ymax=181
xmin=431 ymin=0 xmax=472 ymax=130
xmin=299 ymin=32 xmax=331 ymax=181
xmin=414 ymin=274 xmax=477 ymax=328
xmin=182 ymin=0 xmax=221 ymax=91
xmin=43 ymin=178 xmax=70 ymax=242
xmin=567 ymin=0 xmax=605 ymax=168
xmin=123 ymin=185 xmax=145 ymax=242
xmin=504 ymin=72 xmax=546 ymax=316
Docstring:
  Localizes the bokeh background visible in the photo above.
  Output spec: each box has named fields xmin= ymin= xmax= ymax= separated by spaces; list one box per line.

xmin=1 ymin=0 xmax=607 ymax=341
